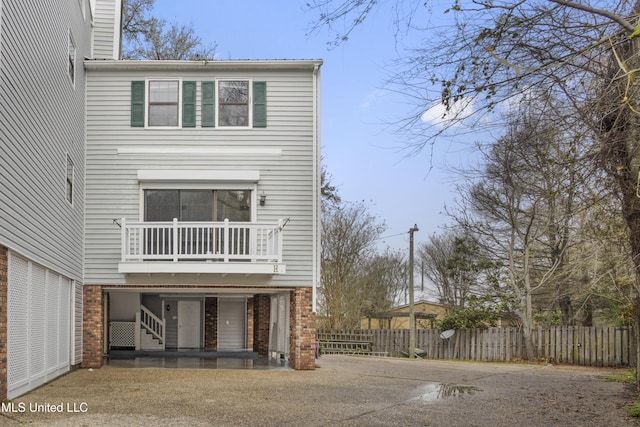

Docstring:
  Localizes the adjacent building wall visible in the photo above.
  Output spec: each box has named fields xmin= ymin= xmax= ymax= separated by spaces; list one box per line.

xmin=0 ymin=0 xmax=91 ymax=282
xmin=0 ymin=0 xmax=97 ymax=399
xmin=92 ymin=0 xmax=121 ymax=59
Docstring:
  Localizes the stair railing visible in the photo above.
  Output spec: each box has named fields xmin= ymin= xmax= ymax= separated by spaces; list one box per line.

xmin=140 ymin=304 xmax=164 ymax=344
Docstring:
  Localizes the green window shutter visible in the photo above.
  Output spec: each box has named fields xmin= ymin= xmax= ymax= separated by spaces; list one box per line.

xmin=182 ymin=81 xmax=196 ymax=127
xmin=201 ymin=81 xmax=215 ymax=127
xmin=253 ymin=81 xmax=267 ymax=128
xmin=131 ymin=81 xmax=145 ymax=127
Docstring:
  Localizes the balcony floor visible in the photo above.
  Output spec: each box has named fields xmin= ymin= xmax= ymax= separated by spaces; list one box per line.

xmin=118 ymin=261 xmax=286 ymax=275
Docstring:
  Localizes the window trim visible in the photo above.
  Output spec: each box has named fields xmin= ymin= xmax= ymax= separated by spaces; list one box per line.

xmin=138 ymin=183 xmax=258 ymax=223
xmin=77 ymin=0 xmax=86 ymax=20
xmin=216 ymin=79 xmax=253 ymax=128
xmin=145 ymin=78 xmax=183 ymax=128
xmin=66 ymin=154 xmax=74 ymax=205
xmin=67 ymin=28 xmax=76 ymax=87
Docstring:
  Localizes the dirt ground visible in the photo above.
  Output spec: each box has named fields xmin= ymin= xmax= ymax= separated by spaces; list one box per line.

xmin=1 ymin=355 xmax=638 ymax=426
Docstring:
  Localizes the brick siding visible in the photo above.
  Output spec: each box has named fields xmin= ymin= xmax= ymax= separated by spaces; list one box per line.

xmin=247 ymin=297 xmax=254 ymax=350
xmin=82 ymin=285 xmax=104 ymax=368
xmin=253 ymin=294 xmax=270 ymax=355
xmin=204 ymin=297 xmax=217 ymax=349
xmin=289 ymin=287 xmax=316 ymax=370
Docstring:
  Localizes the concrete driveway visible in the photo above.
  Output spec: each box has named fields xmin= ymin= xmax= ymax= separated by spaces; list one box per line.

xmin=1 ymin=355 xmax=638 ymax=426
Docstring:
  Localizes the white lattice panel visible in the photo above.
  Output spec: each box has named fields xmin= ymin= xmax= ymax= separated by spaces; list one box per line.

xmin=29 ymin=264 xmax=46 ymax=379
xmin=8 ymin=253 xmax=30 ymax=390
xmin=7 ymin=252 xmax=73 ymax=399
xmin=58 ymin=277 xmax=70 ymax=369
xmin=47 ymin=272 xmax=59 ymax=371
xmin=73 ymin=282 xmax=83 ymax=364
xmin=110 ymin=322 xmax=136 ymax=347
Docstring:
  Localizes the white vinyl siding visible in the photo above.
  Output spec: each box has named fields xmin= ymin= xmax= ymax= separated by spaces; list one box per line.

xmin=85 ymin=63 xmax=320 ymax=289
xmin=0 ymin=0 xmax=90 ymax=282
xmin=91 ymin=0 xmax=121 ymax=60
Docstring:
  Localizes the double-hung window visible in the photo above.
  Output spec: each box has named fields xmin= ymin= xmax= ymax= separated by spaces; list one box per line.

xmin=218 ymin=80 xmax=250 ymax=127
xmin=148 ymin=80 xmax=180 ymax=127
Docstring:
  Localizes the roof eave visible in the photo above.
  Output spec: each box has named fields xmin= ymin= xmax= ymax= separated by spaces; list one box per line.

xmin=84 ymin=59 xmax=323 ymax=72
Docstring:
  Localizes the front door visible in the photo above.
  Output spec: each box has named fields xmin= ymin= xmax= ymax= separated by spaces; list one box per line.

xmin=178 ymin=300 xmax=201 ymax=348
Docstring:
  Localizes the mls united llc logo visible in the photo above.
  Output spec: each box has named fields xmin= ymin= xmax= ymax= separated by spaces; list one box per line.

xmin=1 ymin=402 xmax=88 ymax=413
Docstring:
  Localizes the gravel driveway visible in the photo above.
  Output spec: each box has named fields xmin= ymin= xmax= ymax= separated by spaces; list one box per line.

xmin=1 ymin=355 xmax=638 ymax=426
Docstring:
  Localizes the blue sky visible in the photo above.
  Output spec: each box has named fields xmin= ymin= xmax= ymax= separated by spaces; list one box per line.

xmin=152 ymin=0 xmax=473 ymax=252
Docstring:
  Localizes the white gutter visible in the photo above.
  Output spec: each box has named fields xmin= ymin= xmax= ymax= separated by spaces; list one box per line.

xmin=84 ymin=59 xmax=324 ymax=72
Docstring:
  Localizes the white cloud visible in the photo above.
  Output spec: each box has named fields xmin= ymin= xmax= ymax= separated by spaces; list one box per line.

xmin=360 ymin=89 xmax=386 ymax=109
xmin=421 ymin=98 xmax=474 ymax=128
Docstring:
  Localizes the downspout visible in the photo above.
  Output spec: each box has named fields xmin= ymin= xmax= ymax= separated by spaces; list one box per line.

xmin=312 ymin=63 xmax=321 ymax=313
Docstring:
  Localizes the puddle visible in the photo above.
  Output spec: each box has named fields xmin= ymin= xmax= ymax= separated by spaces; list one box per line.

xmin=413 ymin=383 xmax=481 ymax=402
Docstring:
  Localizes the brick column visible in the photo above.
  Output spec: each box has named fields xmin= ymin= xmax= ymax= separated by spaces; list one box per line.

xmin=204 ymin=297 xmax=217 ymax=350
xmin=247 ymin=297 xmax=254 ymax=350
xmin=253 ymin=294 xmax=270 ymax=355
xmin=289 ymin=287 xmax=316 ymax=370
xmin=0 ymin=246 xmax=8 ymax=400
xmin=82 ymin=285 xmax=103 ymax=368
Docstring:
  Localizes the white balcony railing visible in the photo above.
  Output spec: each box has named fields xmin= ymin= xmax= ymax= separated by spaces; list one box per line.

xmin=119 ymin=218 xmax=285 ymax=274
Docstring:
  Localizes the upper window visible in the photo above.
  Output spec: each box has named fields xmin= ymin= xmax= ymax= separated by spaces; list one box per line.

xmin=218 ymin=80 xmax=249 ymax=127
xmin=68 ymin=29 xmax=76 ymax=86
xmin=144 ymin=190 xmax=252 ymax=222
xmin=148 ymin=80 xmax=180 ymax=127
xmin=130 ymin=80 xmax=266 ymax=128
xmin=66 ymin=155 xmax=74 ymax=204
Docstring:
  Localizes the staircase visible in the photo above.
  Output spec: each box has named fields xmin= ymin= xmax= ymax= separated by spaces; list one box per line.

xmin=140 ymin=329 xmax=164 ymax=350
xmin=136 ymin=305 xmax=165 ymax=351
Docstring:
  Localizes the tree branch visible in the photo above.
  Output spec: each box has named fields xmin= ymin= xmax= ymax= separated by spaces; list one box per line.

xmin=548 ymin=0 xmax=636 ymax=33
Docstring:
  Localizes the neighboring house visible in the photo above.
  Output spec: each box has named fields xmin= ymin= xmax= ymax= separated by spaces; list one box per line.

xmin=0 ymin=0 xmax=320 ymax=400
xmin=0 ymin=0 xmax=112 ymax=400
xmin=361 ymin=300 xmax=447 ymax=330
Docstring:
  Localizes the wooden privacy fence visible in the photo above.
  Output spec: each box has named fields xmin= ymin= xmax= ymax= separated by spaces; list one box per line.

xmin=318 ymin=327 xmax=635 ymax=367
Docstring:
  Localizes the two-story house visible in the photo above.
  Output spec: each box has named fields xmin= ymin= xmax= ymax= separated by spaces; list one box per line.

xmin=82 ymin=58 xmax=321 ymax=371
xmin=0 ymin=0 xmax=320 ymax=401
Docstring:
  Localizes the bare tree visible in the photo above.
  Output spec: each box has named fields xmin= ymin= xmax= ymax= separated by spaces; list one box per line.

xmin=321 ymin=163 xmax=342 ymax=207
xmin=122 ymin=0 xmax=216 ymax=60
xmin=319 ymin=201 xmax=386 ymax=329
xmin=358 ymin=249 xmax=407 ymax=320
xmin=456 ymin=96 xmax=594 ymax=358
xmin=418 ymin=229 xmax=493 ymax=308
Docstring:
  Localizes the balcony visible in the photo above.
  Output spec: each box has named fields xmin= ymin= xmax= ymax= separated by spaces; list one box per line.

xmin=118 ymin=218 xmax=286 ymax=275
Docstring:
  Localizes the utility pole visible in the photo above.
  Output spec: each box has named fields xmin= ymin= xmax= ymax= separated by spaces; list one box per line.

xmin=408 ymin=224 xmax=419 ymax=359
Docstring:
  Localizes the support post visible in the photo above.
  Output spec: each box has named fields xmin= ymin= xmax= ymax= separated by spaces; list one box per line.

xmin=409 ymin=224 xmax=419 ymax=359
